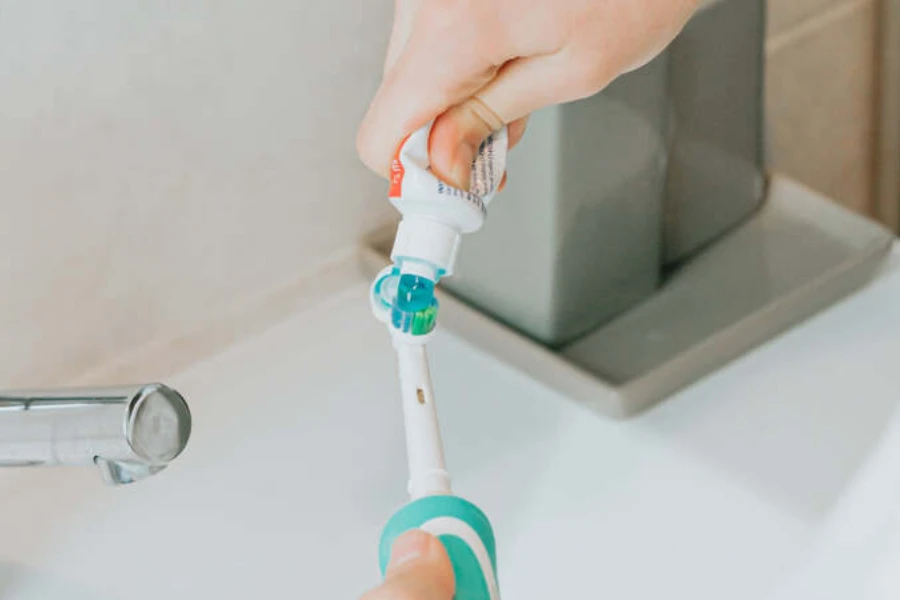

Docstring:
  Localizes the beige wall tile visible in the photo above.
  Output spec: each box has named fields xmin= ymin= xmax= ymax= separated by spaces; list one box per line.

xmin=0 ymin=2 xmax=396 ymax=386
xmin=765 ymin=0 xmax=878 ymax=215
xmin=0 ymin=0 xmax=885 ymax=387
xmin=767 ymin=0 xmax=849 ymax=37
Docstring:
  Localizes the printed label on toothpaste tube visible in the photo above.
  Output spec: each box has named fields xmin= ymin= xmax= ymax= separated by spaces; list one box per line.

xmin=469 ymin=135 xmax=502 ymax=199
xmin=389 ymin=124 xmax=508 ymax=220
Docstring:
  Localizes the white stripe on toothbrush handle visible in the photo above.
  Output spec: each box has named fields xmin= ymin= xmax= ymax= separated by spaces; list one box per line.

xmin=420 ymin=517 xmax=500 ymax=600
xmin=394 ymin=337 xmax=452 ymax=499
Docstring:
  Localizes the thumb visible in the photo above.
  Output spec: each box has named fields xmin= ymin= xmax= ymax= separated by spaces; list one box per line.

xmin=429 ymin=100 xmax=528 ymax=191
xmin=428 ymin=99 xmax=502 ymax=192
xmin=361 ymin=530 xmax=455 ymax=600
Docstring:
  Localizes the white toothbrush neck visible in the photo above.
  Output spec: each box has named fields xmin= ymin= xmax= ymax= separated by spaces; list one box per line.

xmin=393 ymin=336 xmax=452 ymax=500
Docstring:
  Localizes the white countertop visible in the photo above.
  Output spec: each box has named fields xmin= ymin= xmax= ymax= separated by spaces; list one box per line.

xmin=1 ymin=247 xmax=899 ymax=599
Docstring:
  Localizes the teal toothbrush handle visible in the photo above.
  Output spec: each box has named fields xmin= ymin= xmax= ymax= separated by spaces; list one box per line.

xmin=379 ymin=496 xmax=500 ymax=600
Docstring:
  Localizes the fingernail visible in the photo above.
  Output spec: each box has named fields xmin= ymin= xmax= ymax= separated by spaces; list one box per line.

xmin=449 ymin=142 xmax=475 ymax=191
xmin=389 ymin=530 xmax=432 ymax=569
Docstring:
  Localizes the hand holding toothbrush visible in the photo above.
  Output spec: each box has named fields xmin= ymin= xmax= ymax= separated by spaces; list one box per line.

xmin=361 ymin=531 xmax=455 ymax=600
xmin=369 ymin=276 xmax=502 ymax=600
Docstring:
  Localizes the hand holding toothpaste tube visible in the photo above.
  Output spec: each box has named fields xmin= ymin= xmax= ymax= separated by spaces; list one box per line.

xmin=357 ymin=0 xmax=699 ymax=191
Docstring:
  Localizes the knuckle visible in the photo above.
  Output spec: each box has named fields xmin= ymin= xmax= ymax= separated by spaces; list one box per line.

xmin=466 ymin=97 xmax=504 ymax=132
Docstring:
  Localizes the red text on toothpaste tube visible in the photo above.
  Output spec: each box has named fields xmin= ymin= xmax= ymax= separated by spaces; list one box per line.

xmin=389 ymin=134 xmax=411 ymax=199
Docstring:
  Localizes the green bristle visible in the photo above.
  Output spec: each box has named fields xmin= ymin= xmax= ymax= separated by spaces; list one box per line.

xmin=409 ymin=304 xmax=438 ymax=335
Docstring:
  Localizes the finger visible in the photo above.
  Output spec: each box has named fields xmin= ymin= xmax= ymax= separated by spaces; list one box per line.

xmin=360 ymin=530 xmax=455 ymax=600
xmin=427 ymin=108 xmax=525 ymax=191
xmin=427 ymin=98 xmax=503 ymax=190
xmin=476 ymin=50 xmax=616 ymax=126
xmin=507 ymin=116 xmax=529 ymax=150
xmin=357 ymin=30 xmax=501 ymax=177
xmin=425 ymin=51 xmax=615 ymax=188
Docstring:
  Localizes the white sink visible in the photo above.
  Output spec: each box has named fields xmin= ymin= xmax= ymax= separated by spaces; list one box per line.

xmin=1 ymin=250 xmax=899 ymax=598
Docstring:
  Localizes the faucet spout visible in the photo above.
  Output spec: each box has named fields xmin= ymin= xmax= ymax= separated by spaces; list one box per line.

xmin=0 ymin=383 xmax=191 ymax=484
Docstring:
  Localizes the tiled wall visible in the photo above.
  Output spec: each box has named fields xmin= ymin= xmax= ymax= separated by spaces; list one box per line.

xmin=0 ymin=1 xmax=890 ymax=387
xmin=766 ymin=0 xmax=880 ymax=216
xmin=0 ymin=2 xmax=395 ymax=386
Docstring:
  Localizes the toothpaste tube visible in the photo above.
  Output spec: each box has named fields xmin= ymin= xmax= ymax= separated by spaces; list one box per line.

xmin=389 ymin=123 xmax=508 ymax=279
xmin=371 ymin=123 xmax=508 ymax=337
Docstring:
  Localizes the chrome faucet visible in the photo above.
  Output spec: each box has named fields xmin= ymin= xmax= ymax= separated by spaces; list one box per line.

xmin=0 ymin=383 xmax=191 ymax=485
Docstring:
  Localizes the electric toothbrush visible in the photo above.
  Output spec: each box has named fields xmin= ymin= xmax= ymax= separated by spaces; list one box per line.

xmin=370 ymin=268 xmax=500 ymax=600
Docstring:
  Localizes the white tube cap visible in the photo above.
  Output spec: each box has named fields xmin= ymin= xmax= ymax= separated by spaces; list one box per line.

xmin=391 ymin=218 xmax=462 ymax=276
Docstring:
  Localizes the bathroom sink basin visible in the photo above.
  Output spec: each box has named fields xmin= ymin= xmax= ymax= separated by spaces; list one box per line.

xmin=1 ymin=252 xmax=899 ymax=598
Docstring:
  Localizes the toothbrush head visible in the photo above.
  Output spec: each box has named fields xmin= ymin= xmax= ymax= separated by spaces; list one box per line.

xmin=392 ymin=273 xmax=438 ymax=336
xmin=370 ymin=267 xmax=439 ymax=337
